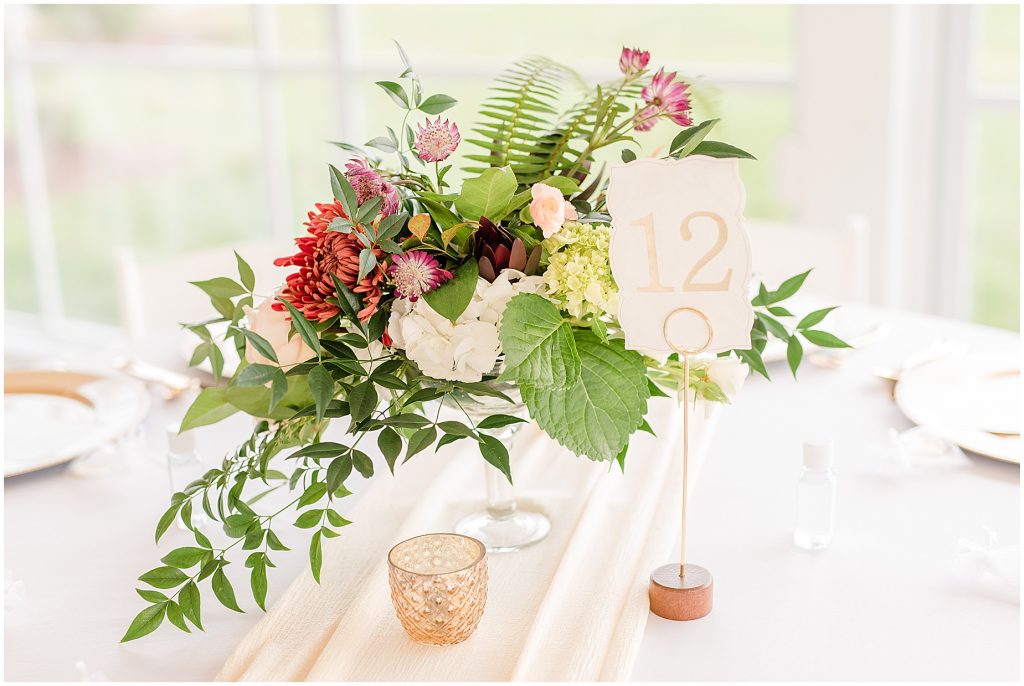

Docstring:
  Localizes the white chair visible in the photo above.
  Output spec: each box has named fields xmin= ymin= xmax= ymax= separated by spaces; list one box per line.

xmin=115 ymin=238 xmax=296 ymax=339
xmin=744 ymin=215 xmax=870 ymax=303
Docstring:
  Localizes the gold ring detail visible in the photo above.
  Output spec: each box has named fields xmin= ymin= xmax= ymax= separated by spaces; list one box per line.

xmin=663 ymin=307 xmax=713 ymax=355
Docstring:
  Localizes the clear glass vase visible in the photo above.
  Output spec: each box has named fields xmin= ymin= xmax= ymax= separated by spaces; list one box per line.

xmin=444 ymin=377 xmax=550 ymax=553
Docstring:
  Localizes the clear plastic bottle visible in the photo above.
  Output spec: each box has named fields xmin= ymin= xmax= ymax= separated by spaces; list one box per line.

xmin=165 ymin=423 xmax=208 ymax=530
xmin=794 ymin=439 xmax=836 ymax=550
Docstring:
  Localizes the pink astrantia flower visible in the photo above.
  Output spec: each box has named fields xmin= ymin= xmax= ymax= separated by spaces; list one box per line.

xmin=388 ymin=251 xmax=453 ymax=301
xmin=635 ymin=68 xmax=693 ymax=131
xmin=344 ymin=158 xmax=401 ymax=216
xmin=415 ymin=117 xmax=461 ymax=163
xmin=619 ymin=47 xmax=651 ymax=77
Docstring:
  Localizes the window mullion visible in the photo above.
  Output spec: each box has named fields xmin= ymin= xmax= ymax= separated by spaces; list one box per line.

xmin=8 ymin=5 xmax=66 ymax=328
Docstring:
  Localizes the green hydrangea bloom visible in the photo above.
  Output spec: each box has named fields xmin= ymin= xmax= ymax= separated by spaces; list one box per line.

xmin=541 ymin=221 xmax=619 ymax=319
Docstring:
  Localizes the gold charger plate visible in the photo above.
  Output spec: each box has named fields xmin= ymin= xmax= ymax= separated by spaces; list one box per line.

xmin=894 ymin=353 xmax=1020 ymax=465
xmin=3 ymin=370 xmax=151 ymax=477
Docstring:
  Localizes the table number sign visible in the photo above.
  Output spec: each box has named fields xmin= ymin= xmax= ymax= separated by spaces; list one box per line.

xmin=606 ymin=156 xmax=753 ymax=357
xmin=607 ymin=156 xmax=755 ymax=621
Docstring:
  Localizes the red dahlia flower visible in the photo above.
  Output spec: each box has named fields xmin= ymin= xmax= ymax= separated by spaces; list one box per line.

xmin=273 ymin=201 xmax=386 ymax=323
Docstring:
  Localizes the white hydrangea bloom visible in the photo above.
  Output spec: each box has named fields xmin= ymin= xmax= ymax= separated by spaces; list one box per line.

xmin=387 ymin=271 xmax=546 ymax=382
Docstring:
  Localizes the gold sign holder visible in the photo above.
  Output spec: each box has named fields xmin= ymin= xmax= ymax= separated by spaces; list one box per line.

xmin=648 ymin=306 xmax=714 ymax=621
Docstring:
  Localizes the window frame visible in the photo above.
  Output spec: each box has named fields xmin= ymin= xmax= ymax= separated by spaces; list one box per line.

xmin=5 ymin=4 xmax=1017 ymax=337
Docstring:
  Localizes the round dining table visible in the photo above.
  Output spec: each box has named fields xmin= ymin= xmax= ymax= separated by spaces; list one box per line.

xmin=4 ymin=303 xmax=1019 ymax=681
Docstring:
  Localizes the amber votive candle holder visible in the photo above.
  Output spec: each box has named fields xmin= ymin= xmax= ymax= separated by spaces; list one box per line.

xmin=387 ymin=533 xmax=488 ymax=646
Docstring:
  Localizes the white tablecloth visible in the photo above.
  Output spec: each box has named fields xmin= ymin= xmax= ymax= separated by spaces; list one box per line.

xmin=4 ymin=305 xmax=1020 ymax=681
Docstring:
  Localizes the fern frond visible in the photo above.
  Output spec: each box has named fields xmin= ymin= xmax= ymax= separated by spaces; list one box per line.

xmin=464 ymin=56 xmax=577 ymax=178
xmin=516 ymin=79 xmax=643 ymax=185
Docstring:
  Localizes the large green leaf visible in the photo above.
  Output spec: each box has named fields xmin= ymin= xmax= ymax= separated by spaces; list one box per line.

xmin=521 ymin=332 xmax=650 ymax=462
xmin=423 ymin=260 xmax=479 ymax=323
xmin=180 ymin=387 xmax=239 ymax=431
xmin=226 ymin=376 xmax=313 ymax=419
xmin=498 ymin=293 xmax=580 ymax=387
xmin=454 ymin=166 xmax=517 ymax=221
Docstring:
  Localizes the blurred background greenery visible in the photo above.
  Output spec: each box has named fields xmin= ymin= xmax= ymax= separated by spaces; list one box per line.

xmin=4 ymin=4 xmax=1019 ymax=330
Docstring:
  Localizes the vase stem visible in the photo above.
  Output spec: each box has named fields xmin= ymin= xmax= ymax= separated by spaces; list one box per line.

xmin=484 ymin=460 xmax=517 ymax=518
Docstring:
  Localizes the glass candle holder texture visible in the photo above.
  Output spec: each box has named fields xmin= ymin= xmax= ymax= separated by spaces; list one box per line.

xmin=387 ymin=533 xmax=488 ymax=646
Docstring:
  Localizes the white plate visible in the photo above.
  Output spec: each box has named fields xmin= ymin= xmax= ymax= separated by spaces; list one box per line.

xmin=3 ymin=370 xmax=151 ymax=477
xmin=895 ymin=353 xmax=1021 ymax=464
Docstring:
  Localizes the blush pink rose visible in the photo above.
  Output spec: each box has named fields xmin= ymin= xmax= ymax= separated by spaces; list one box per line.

xmin=529 ymin=183 xmax=576 ymax=238
xmin=243 ymin=295 xmax=316 ymax=368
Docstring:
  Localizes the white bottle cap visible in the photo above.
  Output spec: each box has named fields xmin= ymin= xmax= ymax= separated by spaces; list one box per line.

xmin=803 ymin=439 xmax=834 ymax=470
xmin=167 ymin=422 xmax=196 ymax=455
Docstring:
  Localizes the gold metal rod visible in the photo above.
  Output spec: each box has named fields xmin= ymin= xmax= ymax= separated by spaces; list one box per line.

xmin=661 ymin=306 xmax=713 ymax=581
xmin=680 ymin=352 xmax=689 ymax=578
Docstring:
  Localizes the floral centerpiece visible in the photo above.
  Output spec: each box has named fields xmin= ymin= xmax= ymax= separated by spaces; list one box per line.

xmin=123 ymin=46 xmax=847 ymax=641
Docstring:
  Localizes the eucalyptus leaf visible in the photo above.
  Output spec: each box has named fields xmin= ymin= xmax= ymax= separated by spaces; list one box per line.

xmin=797 ymin=306 xmax=839 ymax=330
xmin=367 ymin=136 xmax=398 ymax=153
xmin=307 ymin=364 xmax=335 ymax=423
xmin=212 ymin=568 xmax=244 ymax=612
xmin=160 ymin=547 xmax=208 ymax=569
xmin=689 ymin=140 xmax=756 ymax=160
xmin=669 ymin=118 xmax=718 ymax=158
xmin=800 ymin=329 xmax=852 ymax=349
xmin=238 ymin=329 xmax=278 ymax=364
xmin=477 ymin=414 xmax=528 ymax=430
xmin=276 ymin=298 xmax=321 ymax=357
xmin=348 ymin=381 xmax=378 ymax=422
xmin=234 ymin=251 xmax=256 ymax=292
xmin=773 ymin=269 xmax=812 ymax=303
xmin=189 ymin=277 xmax=246 ymax=299
xmin=478 ymin=435 xmax=512 ymax=482
xmin=330 ymin=274 xmax=363 ymax=327
xmin=356 ymin=248 xmax=378 ymax=283
xmin=310 ymin=531 xmax=323 ymax=583
xmin=326 ymin=454 xmax=353 ymax=493
xmin=787 ymin=336 xmax=803 ymax=378
xmin=178 ymin=581 xmax=203 ymax=630
xmin=352 ymin=450 xmax=374 ymax=478
xmin=139 ymin=566 xmax=188 ymax=589
xmin=121 ymin=603 xmax=166 ymax=642
xmin=419 ymin=93 xmax=458 ymax=115
xmin=375 ymin=80 xmax=410 ymax=108
xmin=357 ymin=196 xmax=384 ymax=225
xmin=251 ymin=561 xmax=268 ymax=611
xmin=378 ymin=428 xmax=403 ymax=474
xmin=405 ymin=426 xmax=437 ymax=462
xmin=329 ymin=164 xmax=359 ymax=219
xmin=165 ymin=601 xmax=190 ymax=633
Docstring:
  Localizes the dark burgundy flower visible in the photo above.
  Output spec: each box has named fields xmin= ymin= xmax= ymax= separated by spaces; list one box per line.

xmin=474 ymin=217 xmax=541 ymax=282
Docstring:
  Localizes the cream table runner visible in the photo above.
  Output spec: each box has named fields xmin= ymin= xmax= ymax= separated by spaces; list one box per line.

xmin=217 ymin=398 xmax=716 ymax=681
